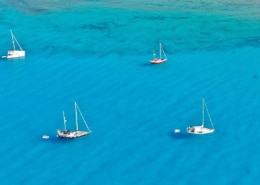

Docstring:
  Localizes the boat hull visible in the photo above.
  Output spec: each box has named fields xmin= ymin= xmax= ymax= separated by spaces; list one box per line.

xmin=2 ymin=50 xmax=25 ymax=59
xmin=57 ymin=130 xmax=91 ymax=138
xmin=186 ymin=126 xmax=214 ymax=134
xmin=3 ymin=50 xmax=25 ymax=59
xmin=150 ymin=58 xmax=167 ymax=64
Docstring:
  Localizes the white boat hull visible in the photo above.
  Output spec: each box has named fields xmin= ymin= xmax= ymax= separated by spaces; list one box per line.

xmin=4 ymin=50 xmax=25 ymax=59
xmin=150 ymin=58 xmax=167 ymax=64
xmin=42 ymin=135 xmax=50 ymax=139
xmin=187 ymin=126 xmax=214 ymax=134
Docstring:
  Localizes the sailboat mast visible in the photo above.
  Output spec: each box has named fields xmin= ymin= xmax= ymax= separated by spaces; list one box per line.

xmin=10 ymin=30 xmax=15 ymax=50
xmin=159 ymin=43 xmax=162 ymax=59
xmin=63 ymin=111 xmax=67 ymax=131
xmin=75 ymin=102 xmax=79 ymax=131
xmin=202 ymin=98 xmax=205 ymax=127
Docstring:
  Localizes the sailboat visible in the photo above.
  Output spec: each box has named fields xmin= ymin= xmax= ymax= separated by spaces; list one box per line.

xmin=57 ymin=102 xmax=92 ymax=138
xmin=2 ymin=30 xmax=25 ymax=59
xmin=150 ymin=42 xmax=167 ymax=64
xmin=187 ymin=98 xmax=215 ymax=134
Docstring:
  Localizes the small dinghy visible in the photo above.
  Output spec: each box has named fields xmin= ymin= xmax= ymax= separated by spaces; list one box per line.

xmin=42 ymin=135 xmax=50 ymax=139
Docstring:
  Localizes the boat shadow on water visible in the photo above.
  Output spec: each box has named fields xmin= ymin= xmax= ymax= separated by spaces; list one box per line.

xmin=139 ymin=62 xmax=168 ymax=67
xmin=168 ymin=130 xmax=193 ymax=139
xmin=139 ymin=63 xmax=153 ymax=67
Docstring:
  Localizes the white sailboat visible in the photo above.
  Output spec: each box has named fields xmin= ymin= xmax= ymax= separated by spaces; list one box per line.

xmin=57 ymin=102 xmax=92 ymax=138
xmin=150 ymin=42 xmax=167 ymax=64
xmin=187 ymin=98 xmax=215 ymax=134
xmin=2 ymin=30 xmax=25 ymax=59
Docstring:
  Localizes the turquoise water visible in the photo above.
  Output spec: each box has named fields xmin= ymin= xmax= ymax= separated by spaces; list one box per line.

xmin=0 ymin=1 xmax=260 ymax=184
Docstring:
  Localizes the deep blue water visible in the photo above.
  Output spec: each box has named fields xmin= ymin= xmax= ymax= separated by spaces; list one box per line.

xmin=0 ymin=1 xmax=260 ymax=184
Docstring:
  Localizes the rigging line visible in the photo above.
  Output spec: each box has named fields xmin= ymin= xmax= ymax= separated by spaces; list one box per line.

xmin=76 ymin=103 xmax=91 ymax=132
xmin=204 ymin=102 xmax=214 ymax=129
